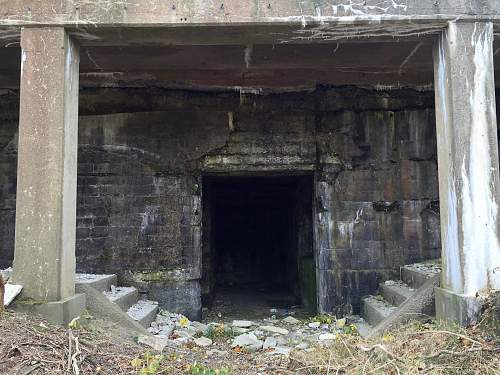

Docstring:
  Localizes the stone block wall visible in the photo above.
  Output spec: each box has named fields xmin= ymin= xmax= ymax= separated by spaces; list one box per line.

xmin=0 ymin=86 xmax=459 ymax=316
xmin=0 ymin=90 xmax=18 ymax=269
xmin=316 ymin=107 xmax=441 ymax=313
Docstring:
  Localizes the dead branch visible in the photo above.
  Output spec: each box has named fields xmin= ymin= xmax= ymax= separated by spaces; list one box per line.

xmin=404 ymin=330 xmax=484 ymax=347
xmin=424 ymin=346 xmax=500 ymax=360
xmin=358 ymin=344 xmax=404 ymax=362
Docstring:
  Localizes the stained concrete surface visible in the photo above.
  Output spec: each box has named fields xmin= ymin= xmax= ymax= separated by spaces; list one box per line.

xmin=1 ymin=86 xmax=445 ymax=317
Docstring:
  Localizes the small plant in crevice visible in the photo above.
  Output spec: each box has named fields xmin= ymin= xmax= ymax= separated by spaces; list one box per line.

xmin=189 ymin=362 xmax=231 ymax=375
xmin=203 ymin=324 xmax=235 ymax=341
xmin=342 ymin=323 xmax=359 ymax=336
xmin=131 ymin=352 xmax=164 ymax=375
xmin=307 ymin=313 xmax=335 ymax=325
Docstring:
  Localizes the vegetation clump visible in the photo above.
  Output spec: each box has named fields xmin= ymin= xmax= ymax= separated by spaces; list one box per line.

xmin=203 ymin=324 xmax=235 ymax=341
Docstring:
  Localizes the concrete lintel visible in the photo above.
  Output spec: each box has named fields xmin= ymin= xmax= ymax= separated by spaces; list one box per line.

xmin=13 ymin=294 xmax=86 ymax=326
xmin=1 ymin=0 xmax=500 ymax=28
xmin=433 ymin=20 xmax=500 ymax=324
xmin=11 ymin=27 xmax=80 ymax=302
xmin=435 ymin=287 xmax=483 ymax=326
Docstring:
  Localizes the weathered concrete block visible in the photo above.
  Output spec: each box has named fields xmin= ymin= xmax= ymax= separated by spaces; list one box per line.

xmin=13 ymin=294 xmax=86 ymax=326
xmin=435 ymin=287 xmax=483 ymax=326
xmin=147 ymin=280 xmax=202 ymax=320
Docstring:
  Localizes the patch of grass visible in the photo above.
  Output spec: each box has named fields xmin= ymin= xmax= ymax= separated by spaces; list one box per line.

xmin=342 ymin=323 xmax=359 ymax=336
xmin=189 ymin=362 xmax=231 ymax=375
xmin=290 ymin=319 xmax=500 ymax=374
xmin=130 ymin=352 xmax=164 ymax=374
xmin=307 ymin=314 xmax=335 ymax=324
xmin=203 ymin=324 xmax=235 ymax=341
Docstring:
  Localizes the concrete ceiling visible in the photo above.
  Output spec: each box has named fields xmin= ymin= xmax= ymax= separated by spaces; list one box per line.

xmin=1 ymin=38 xmax=500 ymax=91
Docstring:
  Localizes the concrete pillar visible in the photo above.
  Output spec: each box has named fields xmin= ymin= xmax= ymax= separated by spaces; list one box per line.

xmin=433 ymin=21 xmax=500 ymax=325
xmin=11 ymin=27 xmax=85 ymax=324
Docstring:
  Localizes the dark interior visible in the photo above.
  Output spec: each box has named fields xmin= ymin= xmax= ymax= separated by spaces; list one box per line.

xmin=202 ymin=175 xmax=316 ymax=315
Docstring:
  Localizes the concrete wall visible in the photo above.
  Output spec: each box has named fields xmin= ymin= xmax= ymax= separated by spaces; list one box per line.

xmin=0 ymin=86 xmax=447 ymax=315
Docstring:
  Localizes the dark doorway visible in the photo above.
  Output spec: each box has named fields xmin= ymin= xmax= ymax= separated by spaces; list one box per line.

xmin=201 ymin=175 xmax=316 ymax=318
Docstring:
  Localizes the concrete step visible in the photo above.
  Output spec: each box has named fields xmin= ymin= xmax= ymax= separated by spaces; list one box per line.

xmin=401 ymin=260 xmax=441 ymax=288
xmin=347 ymin=315 xmax=373 ymax=338
xmin=75 ymin=273 xmax=118 ymax=293
xmin=127 ymin=300 xmax=159 ymax=328
xmin=380 ymin=280 xmax=415 ymax=307
xmin=361 ymin=295 xmax=397 ymax=327
xmin=104 ymin=286 xmax=139 ymax=311
xmin=355 ymin=320 xmax=373 ymax=338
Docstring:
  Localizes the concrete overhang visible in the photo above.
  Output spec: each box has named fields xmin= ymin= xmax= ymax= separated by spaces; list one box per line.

xmin=2 ymin=33 xmax=500 ymax=91
xmin=1 ymin=1 xmax=500 ymax=91
xmin=1 ymin=0 xmax=500 ymax=28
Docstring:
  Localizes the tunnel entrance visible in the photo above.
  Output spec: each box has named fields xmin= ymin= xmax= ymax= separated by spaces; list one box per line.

xmin=202 ymin=175 xmax=316 ymax=319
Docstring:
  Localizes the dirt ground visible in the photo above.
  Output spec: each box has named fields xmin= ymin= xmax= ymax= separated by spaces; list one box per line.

xmin=0 ymin=307 xmax=498 ymax=375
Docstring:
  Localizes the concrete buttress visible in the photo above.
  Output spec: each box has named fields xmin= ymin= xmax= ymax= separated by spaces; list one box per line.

xmin=11 ymin=27 xmax=85 ymax=324
xmin=433 ymin=21 xmax=500 ymax=325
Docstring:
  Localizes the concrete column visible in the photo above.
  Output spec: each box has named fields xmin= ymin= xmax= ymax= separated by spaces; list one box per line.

xmin=433 ymin=21 xmax=500 ymax=325
xmin=11 ymin=27 xmax=85 ymax=324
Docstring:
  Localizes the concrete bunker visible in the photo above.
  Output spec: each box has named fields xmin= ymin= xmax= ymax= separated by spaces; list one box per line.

xmin=201 ymin=175 xmax=316 ymax=315
xmin=0 ymin=18 xmax=499 ymax=328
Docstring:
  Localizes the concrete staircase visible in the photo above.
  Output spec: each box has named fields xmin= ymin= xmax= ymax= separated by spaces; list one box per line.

xmin=75 ymin=274 xmax=159 ymax=328
xmin=76 ymin=262 xmax=440 ymax=337
xmin=354 ymin=260 xmax=441 ymax=337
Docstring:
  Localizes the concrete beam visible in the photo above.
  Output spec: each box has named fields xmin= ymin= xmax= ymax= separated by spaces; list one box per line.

xmin=11 ymin=27 xmax=84 ymax=322
xmin=0 ymin=0 xmax=500 ymax=28
xmin=433 ymin=21 xmax=500 ymax=325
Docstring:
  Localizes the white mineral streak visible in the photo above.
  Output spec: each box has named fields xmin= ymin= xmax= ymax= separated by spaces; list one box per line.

xmin=66 ymin=37 xmax=74 ymax=91
xmin=20 ymin=50 xmax=26 ymax=78
xmin=331 ymin=0 xmax=407 ymax=17
xmin=354 ymin=207 xmax=363 ymax=224
xmin=461 ymin=23 xmax=500 ymax=295
xmin=436 ymin=25 xmax=463 ymax=293
xmin=140 ymin=206 xmax=159 ymax=233
xmin=337 ymin=222 xmax=353 ymax=248
xmin=244 ymin=44 xmax=253 ymax=69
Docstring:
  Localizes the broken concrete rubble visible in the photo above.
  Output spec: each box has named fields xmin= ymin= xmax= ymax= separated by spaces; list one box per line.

xmin=282 ymin=316 xmax=301 ymax=325
xmin=194 ymin=337 xmax=213 ymax=347
xmin=140 ymin=305 xmax=376 ymax=356
xmin=231 ymin=333 xmax=263 ymax=352
xmin=258 ymin=326 xmax=290 ymax=335
xmin=232 ymin=320 xmax=254 ymax=328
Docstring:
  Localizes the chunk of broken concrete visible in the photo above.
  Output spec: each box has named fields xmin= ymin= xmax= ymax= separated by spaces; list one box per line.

xmin=173 ymin=327 xmax=197 ymax=338
xmin=232 ymin=327 xmax=249 ymax=334
xmin=157 ymin=325 xmax=174 ymax=338
xmin=259 ymin=325 xmax=289 ymax=335
xmin=194 ymin=337 xmax=213 ymax=347
xmin=318 ymin=333 xmax=336 ymax=341
xmin=308 ymin=322 xmax=320 ymax=329
xmin=4 ymin=284 xmax=22 ymax=307
xmin=282 ymin=316 xmax=301 ymax=325
xmin=263 ymin=336 xmax=277 ymax=349
xmin=232 ymin=320 xmax=254 ymax=328
xmin=231 ymin=333 xmax=263 ymax=352
xmin=138 ymin=335 xmax=170 ymax=352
